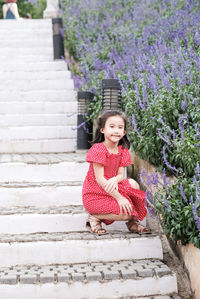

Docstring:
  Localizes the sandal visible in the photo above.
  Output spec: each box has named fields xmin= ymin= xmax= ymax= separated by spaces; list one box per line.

xmin=126 ymin=217 xmax=151 ymax=235
xmin=86 ymin=215 xmax=107 ymax=235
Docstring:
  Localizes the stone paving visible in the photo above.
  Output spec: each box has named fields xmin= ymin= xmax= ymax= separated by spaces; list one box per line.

xmin=0 ymin=205 xmax=85 ymax=215
xmin=0 ymin=231 xmax=156 ymax=243
xmin=0 ymin=260 xmax=172 ymax=285
xmin=0 ymin=152 xmax=86 ymax=164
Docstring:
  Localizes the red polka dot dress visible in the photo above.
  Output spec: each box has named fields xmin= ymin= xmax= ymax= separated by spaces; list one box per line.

xmin=82 ymin=142 xmax=147 ymax=225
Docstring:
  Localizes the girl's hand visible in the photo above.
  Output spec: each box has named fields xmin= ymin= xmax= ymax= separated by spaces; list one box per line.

xmin=118 ymin=197 xmax=133 ymax=215
xmin=104 ymin=177 xmax=118 ymax=193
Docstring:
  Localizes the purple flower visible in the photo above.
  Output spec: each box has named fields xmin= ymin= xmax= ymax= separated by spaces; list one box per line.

xmin=163 ymin=194 xmax=171 ymax=211
xmin=162 ymin=146 xmax=178 ymax=172
xmin=131 ymin=115 xmax=140 ymax=135
xmin=179 ymin=183 xmax=188 ymax=203
xmin=190 ymin=196 xmax=200 ymax=234
xmin=178 ymin=116 xmax=186 ymax=144
xmin=157 ymin=128 xmax=173 ymax=146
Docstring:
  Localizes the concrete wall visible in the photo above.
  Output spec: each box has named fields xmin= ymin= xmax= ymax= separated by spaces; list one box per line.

xmin=178 ymin=243 xmax=200 ymax=299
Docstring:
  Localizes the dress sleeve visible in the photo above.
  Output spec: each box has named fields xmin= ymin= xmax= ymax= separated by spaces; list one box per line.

xmin=86 ymin=143 xmax=107 ymax=165
xmin=119 ymin=148 xmax=133 ymax=167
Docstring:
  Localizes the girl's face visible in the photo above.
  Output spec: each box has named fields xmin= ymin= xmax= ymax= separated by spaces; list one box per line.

xmin=100 ymin=115 xmax=126 ymax=144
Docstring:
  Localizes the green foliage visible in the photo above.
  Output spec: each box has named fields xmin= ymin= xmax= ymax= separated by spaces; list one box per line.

xmin=155 ymin=177 xmax=200 ymax=248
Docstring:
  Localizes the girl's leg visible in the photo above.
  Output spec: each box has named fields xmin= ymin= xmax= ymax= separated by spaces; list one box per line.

xmin=86 ymin=213 xmax=133 ymax=235
xmin=2 ymin=4 xmax=8 ymax=19
xmin=10 ymin=3 xmax=20 ymax=20
xmin=93 ymin=213 xmax=132 ymax=221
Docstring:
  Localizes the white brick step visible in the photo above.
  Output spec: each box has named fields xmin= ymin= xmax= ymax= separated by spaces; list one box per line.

xmin=0 ymin=260 xmax=178 ymax=299
xmin=0 ymin=28 xmax=52 ymax=34
xmin=0 ymin=48 xmax=52 ymax=56
xmin=0 ymin=19 xmax=51 ymax=25
xmin=0 ymin=152 xmax=86 ymax=164
xmin=0 ymin=125 xmax=76 ymax=140
xmin=0 ymin=114 xmax=76 ymax=126
xmin=0 ymin=205 xmax=137 ymax=234
xmin=0 ymin=61 xmax=68 ymax=72
xmin=0 ymin=232 xmax=163 ymax=267
xmin=0 ymin=138 xmax=76 ymax=153
xmin=0 ymin=153 xmax=87 ymax=182
xmin=0 ymin=79 xmax=74 ymax=90
xmin=0 ymin=90 xmax=76 ymax=102
xmin=1 ymin=39 xmax=52 ymax=48
xmin=0 ymin=101 xmax=76 ymax=114
xmin=0 ymin=184 xmax=82 ymax=207
xmin=0 ymin=70 xmax=71 ymax=80
xmin=0 ymin=56 xmax=53 ymax=62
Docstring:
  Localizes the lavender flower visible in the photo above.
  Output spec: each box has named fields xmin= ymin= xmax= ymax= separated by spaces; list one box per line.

xmin=131 ymin=115 xmax=140 ymax=135
xmin=157 ymin=128 xmax=173 ymax=146
xmin=179 ymin=183 xmax=188 ymax=203
xmin=178 ymin=116 xmax=185 ymax=144
xmin=162 ymin=146 xmax=178 ymax=172
xmin=190 ymin=196 xmax=200 ymax=235
xmin=163 ymin=193 xmax=171 ymax=211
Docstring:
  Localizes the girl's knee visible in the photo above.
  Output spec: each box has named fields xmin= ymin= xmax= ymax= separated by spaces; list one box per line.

xmin=128 ymin=178 xmax=140 ymax=189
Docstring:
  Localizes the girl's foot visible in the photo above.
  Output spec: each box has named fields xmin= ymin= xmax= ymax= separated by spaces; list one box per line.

xmin=126 ymin=217 xmax=151 ymax=235
xmin=86 ymin=215 xmax=107 ymax=235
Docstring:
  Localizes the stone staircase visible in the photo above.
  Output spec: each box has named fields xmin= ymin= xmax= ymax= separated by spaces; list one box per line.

xmin=0 ymin=19 xmax=179 ymax=298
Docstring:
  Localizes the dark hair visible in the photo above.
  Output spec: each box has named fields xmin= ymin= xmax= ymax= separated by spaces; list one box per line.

xmin=91 ymin=110 xmax=130 ymax=149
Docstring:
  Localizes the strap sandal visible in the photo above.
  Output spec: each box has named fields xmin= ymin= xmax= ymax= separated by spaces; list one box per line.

xmin=86 ymin=215 xmax=107 ymax=235
xmin=126 ymin=217 xmax=151 ymax=235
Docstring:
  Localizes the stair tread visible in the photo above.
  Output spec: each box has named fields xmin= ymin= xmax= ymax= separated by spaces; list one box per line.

xmin=0 ymin=231 xmax=158 ymax=243
xmin=0 ymin=152 xmax=86 ymax=164
xmin=0 ymin=205 xmax=85 ymax=215
xmin=0 ymin=259 xmax=173 ymax=285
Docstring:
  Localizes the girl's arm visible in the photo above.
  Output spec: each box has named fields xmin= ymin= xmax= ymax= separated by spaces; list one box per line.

xmin=93 ymin=163 xmax=132 ymax=215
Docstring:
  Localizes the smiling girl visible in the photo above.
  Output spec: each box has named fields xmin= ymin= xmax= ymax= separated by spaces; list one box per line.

xmin=82 ymin=110 xmax=149 ymax=235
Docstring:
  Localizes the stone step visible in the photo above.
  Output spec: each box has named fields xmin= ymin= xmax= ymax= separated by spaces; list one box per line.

xmin=0 ymin=260 xmax=178 ymax=299
xmin=0 ymin=152 xmax=85 ymax=165
xmin=0 ymin=48 xmax=53 ymax=56
xmin=0 ymin=56 xmax=54 ymax=62
xmin=1 ymin=39 xmax=53 ymax=48
xmin=0 ymin=153 xmax=87 ymax=182
xmin=0 ymin=205 xmax=136 ymax=234
xmin=0 ymin=125 xmax=76 ymax=140
xmin=0 ymin=90 xmax=76 ymax=102
xmin=0 ymin=19 xmax=51 ymax=25
xmin=0 ymin=102 xmax=76 ymax=114
xmin=0 ymin=183 xmax=82 ymax=207
xmin=0 ymin=61 xmax=68 ymax=72
xmin=0 ymin=114 xmax=76 ymax=126
xmin=0 ymin=20 xmax=52 ymax=29
xmin=0 ymin=28 xmax=52 ymax=34
xmin=0 ymin=138 xmax=76 ymax=153
xmin=0 ymin=232 xmax=163 ymax=267
xmin=0 ymin=79 xmax=74 ymax=90
xmin=0 ymin=70 xmax=71 ymax=80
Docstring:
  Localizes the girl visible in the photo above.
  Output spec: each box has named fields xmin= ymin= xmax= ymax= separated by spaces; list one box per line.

xmin=82 ymin=110 xmax=149 ymax=235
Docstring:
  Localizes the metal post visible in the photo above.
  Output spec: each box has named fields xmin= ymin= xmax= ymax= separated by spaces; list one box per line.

xmin=77 ymin=91 xmax=94 ymax=150
xmin=52 ymin=18 xmax=64 ymax=60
